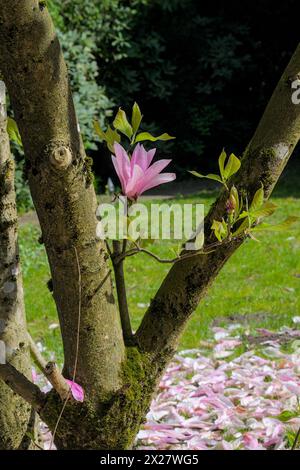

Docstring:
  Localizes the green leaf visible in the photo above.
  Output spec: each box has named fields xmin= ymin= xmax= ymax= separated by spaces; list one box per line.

xmin=134 ymin=131 xmax=175 ymax=143
xmin=233 ymin=200 xmax=278 ymax=236
xmin=218 ymin=149 xmax=227 ymax=181
xmin=251 ymin=216 xmax=299 ymax=232
xmin=224 ymin=153 xmax=241 ymax=180
xmin=189 ymin=171 xmax=223 ymax=184
xmin=251 ymin=201 xmax=277 ymax=219
xmin=232 ymin=218 xmax=251 ymax=237
xmin=105 ymin=126 xmax=121 ymax=152
xmin=229 ymin=185 xmax=240 ymax=216
xmin=211 ymin=219 xmax=228 ymax=242
xmin=131 ymin=102 xmax=142 ymax=135
xmin=7 ymin=117 xmax=22 ymax=147
xmin=113 ymin=108 xmax=133 ymax=139
xmin=275 ymin=410 xmax=299 ymax=423
xmin=250 ymin=187 xmax=264 ymax=212
xmin=93 ymin=120 xmax=106 ymax=141
xmin=94 ymin=120 xmax=120 ymax=152
xmin=221 ymin=219 xmax=228 ymax=236
xmin=248 ymin=232 xmax=260 ymax=242
xmin=211 ymin=220 xmax=222 ymax=242
xmin=238 ymin=210 xmax=250 ymax=220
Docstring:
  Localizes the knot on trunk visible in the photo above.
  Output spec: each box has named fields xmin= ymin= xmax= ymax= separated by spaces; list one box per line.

xmin=50 ymin=146 xmax=72 ymax=170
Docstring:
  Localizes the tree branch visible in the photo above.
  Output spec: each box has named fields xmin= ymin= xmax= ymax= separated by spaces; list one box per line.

xmin=28 ymin=333 xmax=47 ymax=373
xmin=44 ymin=362 xmax=70 ymax=401
xmin=0 ymin=363 xmax=45 ymax=411
xmin=136 ymin=43 xmax=300 ymax=360
xmin=112 ymin=241 xmax=133 ymax=343
xmin=115 ymin=239 xmax=232 ymax=265
xmin=28 ymin=334 xmax=74 ymax=401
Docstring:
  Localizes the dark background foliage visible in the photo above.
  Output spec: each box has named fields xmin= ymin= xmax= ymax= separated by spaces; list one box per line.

xmin=45 ymin=1 xmax=300 ymax=182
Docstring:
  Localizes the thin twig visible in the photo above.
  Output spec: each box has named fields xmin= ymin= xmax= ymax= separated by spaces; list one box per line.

xmin=28 ymin=333 xmax=47 ymax=373
xmin=105 ymin=240 xmax=112 ymax=257
xmin=28 ymin=333 xmax=70 ymax=400
xmin=115 ymin=238 xmax=235 ymax=265
xmin=44 ymin=362 xmax=70 ymax=401
xmin=122 ymin=238 xmax=127 ymax=254
xmin=49 ymin=396 xmax=70 ymax=450
xmin=292 ymin=427 xmax=300 ymax=450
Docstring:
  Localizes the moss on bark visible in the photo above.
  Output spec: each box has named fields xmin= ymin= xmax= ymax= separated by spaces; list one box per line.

xmin=40 ymin=347 xmax=159 ymax=450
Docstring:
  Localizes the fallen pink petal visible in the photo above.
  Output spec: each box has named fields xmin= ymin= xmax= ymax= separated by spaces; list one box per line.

xmin=65 ymin=379 xmax=85 ymax=402
xmin=133 ymin=324 xmax=300 ymax=450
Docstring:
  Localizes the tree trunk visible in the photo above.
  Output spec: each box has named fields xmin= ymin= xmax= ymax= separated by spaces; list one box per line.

xmin=0 ymin=2 xmax=299 ymax=450
xmin=0 ymin=1 xmax=125 ymax=404
xmin=0 ymin=81 xmax=35 ymax=449
xmin=0 ymin=0 xmax=126 ymax=449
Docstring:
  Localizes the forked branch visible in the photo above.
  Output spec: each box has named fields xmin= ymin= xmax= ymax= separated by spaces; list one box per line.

xmin=0 ymin=363 xmax=45 ymax=410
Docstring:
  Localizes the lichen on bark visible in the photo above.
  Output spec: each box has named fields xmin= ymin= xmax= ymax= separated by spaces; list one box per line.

xmin=0 ymin=80 xmax=35 ymax=449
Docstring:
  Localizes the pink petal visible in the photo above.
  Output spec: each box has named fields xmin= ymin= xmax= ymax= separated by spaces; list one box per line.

xmin=131 ymin=144 xmax=156 ymax=171
xmin=111 ymin=143 xmax=176 ymax=199
xmin=243 ymin=433 xmax=262 ymax=450
xmin=138 ymin=172 xmax=176 ymax=195
xmin=125 ymin=164 xmax=144 ymax=199
xmin=65 ymin=379 xmax=85 ymax=402
xmin=134 ymin=159 xmax=172 ymax=196
xmin=113 ymin=143 xmax=131 ymax=188
xmin=136 ymin=171 xmax=174 ymax=196
xmin=143 ymin=159 xmax=172 ymax=180
xmin=112 ymin=155 xmax=126 ymax=193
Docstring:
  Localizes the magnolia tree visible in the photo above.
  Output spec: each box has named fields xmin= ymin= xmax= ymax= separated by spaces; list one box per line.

xmin=0 ymin=1 xmax=300 ymax=450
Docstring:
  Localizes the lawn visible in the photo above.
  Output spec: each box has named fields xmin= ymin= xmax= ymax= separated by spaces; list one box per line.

xmin=20 ymin=170 xmax=300 ymax=364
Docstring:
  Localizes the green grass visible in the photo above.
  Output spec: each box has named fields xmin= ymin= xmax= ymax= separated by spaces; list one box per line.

xmin=20 ymin=177 xmax=300 ymax=361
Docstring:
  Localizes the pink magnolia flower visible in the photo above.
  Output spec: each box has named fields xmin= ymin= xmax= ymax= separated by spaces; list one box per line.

xmin=111 ymin=143 xmax=176 ymax=199
xmin=65 ymin=379 xmax=85 ymax=402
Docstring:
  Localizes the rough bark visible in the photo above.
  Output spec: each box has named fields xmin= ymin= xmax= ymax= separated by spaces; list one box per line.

xmin=0 ymin=1 xmax=125 ymax=405
xmin=0 ymin=81 xmax=35 ymax=449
